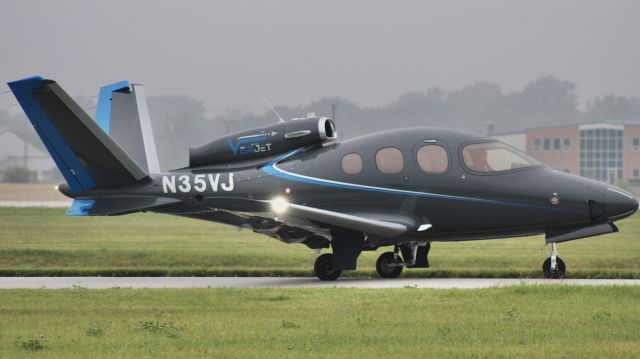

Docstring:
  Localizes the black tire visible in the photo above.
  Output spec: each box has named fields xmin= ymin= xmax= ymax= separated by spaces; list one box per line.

xmin=542 ymin=257 xmax=566 ymax=279
xmin=314 ymin=253 xmax=342 ymax=281
xmin=376 ymin=252 xmax=404 ymax=278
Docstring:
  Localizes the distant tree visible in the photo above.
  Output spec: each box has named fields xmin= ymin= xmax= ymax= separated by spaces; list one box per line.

xmin=445 ymin=82 xmax=503 ymax=130
xmin=148 ymin=95 xmax=211 ymax=169
xmin=484 ymin=76 xmax=581 ymax=132
xmin=585 ymin=95 xmax=640 ymax=122
xmin=519 ymin=76 xmax=580 ymax=122
xmin=3 ymin=166 xmax=35 ymax=183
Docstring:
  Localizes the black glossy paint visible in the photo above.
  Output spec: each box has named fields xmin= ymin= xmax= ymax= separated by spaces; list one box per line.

xmin=64 ymin=127 xmax=638 ymax=251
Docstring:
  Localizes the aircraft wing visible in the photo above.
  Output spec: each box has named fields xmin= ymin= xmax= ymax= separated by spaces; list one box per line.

xmin=186 ymin=197 xmax=414 ymax=238
xmin=279 ymin=202 xmax=410 ymax=238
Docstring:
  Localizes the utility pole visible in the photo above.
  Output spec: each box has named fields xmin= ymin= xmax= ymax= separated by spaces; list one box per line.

xmin=23 ymin=121 xmax=28 ymax=169
xmin=331 ymin=104 xmax=338 ymax=122
xmin=165 ymin=114 xmax=173 ymax=171
xmin=23 ymin=134 xmax=28 ymax=168
xmin=220 ymin=119 xmax=235 ymax=134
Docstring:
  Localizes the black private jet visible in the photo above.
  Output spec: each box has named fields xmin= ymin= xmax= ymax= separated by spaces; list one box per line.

xmin=8 ymin=77 xmax=638 ymax=280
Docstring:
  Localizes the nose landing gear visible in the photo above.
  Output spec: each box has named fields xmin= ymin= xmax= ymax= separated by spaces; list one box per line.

xmin=542 ymin=242 xmax=566 ymax=279
xmin=375 ymin=242 xmax=430 ymax=278
xmin=376 ymin=251 xmax=404 ymax=278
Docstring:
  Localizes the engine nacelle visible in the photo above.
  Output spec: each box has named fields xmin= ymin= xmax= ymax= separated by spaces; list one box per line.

xmin=189 ymin=117 xmax=337 ymax=167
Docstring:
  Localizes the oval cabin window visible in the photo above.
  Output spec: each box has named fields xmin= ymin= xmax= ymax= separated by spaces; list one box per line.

xmin=416 ymin=145 xmax=448 ymax=174
xmin=375 ymin=147 xmax=404 ymax=174
xmin=341 ymin=153 xmax=363 ymax=174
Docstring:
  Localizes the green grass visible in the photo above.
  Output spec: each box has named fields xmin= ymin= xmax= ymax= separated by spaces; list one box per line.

xmin=0 ymin=286 xmax=638 ymax=358
xmin=0 ymin=207 xmax=638 ymax=278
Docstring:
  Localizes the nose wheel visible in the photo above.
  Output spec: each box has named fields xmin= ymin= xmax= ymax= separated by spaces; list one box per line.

xmin=542 ymin=242 xmax=566 ymax=279
xmin=376 ymin=252 xmax=404 ymax=278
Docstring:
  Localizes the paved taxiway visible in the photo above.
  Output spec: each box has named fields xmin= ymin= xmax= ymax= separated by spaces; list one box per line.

xmin=0 ymin=277 xmax=638 ymax=289
xmin=0 ymin=201 xmax=71 ymax=207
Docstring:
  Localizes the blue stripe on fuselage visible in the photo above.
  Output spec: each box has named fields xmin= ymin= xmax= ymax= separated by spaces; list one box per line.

xmin=260 ymin=150 xmax=581 ymax=213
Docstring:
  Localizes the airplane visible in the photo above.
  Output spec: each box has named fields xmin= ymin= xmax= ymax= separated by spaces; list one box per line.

xmin=7 ymin=76 xmax=639 ymax=281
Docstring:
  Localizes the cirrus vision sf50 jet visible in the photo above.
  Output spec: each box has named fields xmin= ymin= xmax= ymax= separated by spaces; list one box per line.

xmin=8 ymin=77 xmax=639 ymax=280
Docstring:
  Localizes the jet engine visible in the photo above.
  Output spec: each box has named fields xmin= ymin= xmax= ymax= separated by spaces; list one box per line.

xmin=189 ymin=116 xmax=337 ymax=167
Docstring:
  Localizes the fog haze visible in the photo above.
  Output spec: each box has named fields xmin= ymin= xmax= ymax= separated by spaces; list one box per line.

xmin=1 ymin=0 xmax=639 ymax=113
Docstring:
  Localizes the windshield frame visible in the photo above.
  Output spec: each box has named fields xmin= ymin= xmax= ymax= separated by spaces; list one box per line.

xmin=459 ymin=140 xmax=543 ymax=175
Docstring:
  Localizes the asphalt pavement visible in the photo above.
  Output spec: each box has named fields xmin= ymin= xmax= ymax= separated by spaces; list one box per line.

xmin=0 ymin=277 xmax=637 ymax=289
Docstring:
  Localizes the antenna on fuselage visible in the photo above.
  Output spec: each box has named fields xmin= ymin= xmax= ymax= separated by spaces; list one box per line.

xmin=259 ymin=93 xmax=285 ymax=123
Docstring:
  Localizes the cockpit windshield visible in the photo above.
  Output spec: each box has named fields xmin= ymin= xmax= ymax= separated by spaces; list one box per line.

xmin=462 ymin=142 xmax=540 ymax=173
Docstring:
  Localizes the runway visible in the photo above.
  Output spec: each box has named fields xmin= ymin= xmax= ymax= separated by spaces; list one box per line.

xmin=0 ymin=201 xmax=70 ymax=207
xmin=0 ymin=277 xmax=638 ymax=289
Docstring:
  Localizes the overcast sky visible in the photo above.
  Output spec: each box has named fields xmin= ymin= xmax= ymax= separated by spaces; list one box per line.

xmin=1 ymin=0 xmax=639 ymax=116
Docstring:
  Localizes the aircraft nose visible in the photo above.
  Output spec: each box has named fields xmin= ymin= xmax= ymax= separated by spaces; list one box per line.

xmin=605 ymin=186 xmax=639 ymax=221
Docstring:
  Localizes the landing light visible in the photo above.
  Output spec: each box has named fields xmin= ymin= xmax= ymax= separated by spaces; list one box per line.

xmin=271 ymin=197 xmax=290 ymax=214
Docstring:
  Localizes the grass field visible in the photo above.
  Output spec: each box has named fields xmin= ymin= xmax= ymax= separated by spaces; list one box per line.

xmin=0 ymin=207 xmax=638 ymax=278
xmin=0 ymin=286 xmax=638 ymax=358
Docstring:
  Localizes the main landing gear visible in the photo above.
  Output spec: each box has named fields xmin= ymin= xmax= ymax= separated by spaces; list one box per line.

xmin=542 ymin=242 xmax=566 ymax=279
xmin=314 ymin=253 xmax=342 ymax=281
xmin=313 ymin=241 xmax=431 ymax=281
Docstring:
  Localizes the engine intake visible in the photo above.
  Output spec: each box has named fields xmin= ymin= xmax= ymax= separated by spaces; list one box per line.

xmin=189 ymin=117 xmax=336 ymax=167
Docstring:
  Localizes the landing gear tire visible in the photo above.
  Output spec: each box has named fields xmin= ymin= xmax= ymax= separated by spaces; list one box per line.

xmin=542 ymin=257 xmax=566 ymax=279
xmin=376 ymin=252 xmax=404 ymax=278
xmin=314 ymin=253 xmax=342 ymax=281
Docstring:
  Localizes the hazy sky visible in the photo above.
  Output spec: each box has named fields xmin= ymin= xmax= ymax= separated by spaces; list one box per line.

xmin=1 ymin=0 xmax=639 ymax=116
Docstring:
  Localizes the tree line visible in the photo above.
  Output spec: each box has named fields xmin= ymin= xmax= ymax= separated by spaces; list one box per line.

xmin=2 ymin=75 xmax=639 ymax=171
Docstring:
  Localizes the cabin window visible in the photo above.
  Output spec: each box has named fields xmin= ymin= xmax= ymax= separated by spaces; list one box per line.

xmin=416 ymin=145 xmax=448 ymax=174
xmin=341 ymin=153 xmax=363 ymax=174
xmin=462 ymin=142 xmax=540 ymax=173
xmin=375 ymin=147 xmax=404 ymax=174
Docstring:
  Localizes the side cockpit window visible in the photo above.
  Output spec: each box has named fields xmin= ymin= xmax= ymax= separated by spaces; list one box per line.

xmin=376 ymin=147 xmax=404 ymax=174
xmin=341 ymin=153 xmax=363 ymax=174
xmin=462 ymin=142 xmax=540 ymax=173
xmin=416 ymin=144 xmax=448 ymax=174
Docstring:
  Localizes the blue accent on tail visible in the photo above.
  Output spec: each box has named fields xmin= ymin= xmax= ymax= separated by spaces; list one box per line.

xmin=67 ymin=199 xmax=96 ymax=216
xmin=7 ymin=76 xmax=97 ymax=192
xmin=96 ymin=81 xmax=130 ymax=134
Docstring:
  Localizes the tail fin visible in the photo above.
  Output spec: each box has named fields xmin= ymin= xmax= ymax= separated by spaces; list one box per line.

xmin=96 ymin=81 xmax=161 ymax=173
xmin=7 ymin=76 xmax=147 ymax=193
